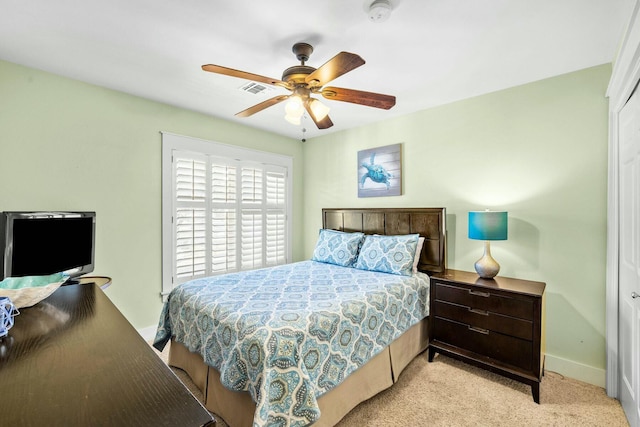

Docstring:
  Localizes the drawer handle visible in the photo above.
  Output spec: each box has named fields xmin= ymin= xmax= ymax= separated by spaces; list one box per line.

xmin=468 ymin=307 xmax=489 ymax=316
xmin=468 ymin=326 xmax=489 ymax=335
xmin=468 ymin=289 xmax=490 ymax=298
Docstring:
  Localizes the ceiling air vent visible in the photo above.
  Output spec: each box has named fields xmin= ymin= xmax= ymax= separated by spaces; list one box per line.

xmin=239 ymin=82 xmax=273 ymax=95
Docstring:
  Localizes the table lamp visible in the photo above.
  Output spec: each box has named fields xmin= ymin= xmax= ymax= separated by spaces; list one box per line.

xmin=468 ymin=210 xmax=508 ymax=279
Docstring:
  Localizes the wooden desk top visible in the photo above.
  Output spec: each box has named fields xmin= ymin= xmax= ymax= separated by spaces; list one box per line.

xmin=0 ymin=283 xmax=214 ymax=426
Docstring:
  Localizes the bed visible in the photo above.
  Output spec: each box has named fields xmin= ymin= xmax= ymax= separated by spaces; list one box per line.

xmin=154 ymin=207 xmax=446 ymax=427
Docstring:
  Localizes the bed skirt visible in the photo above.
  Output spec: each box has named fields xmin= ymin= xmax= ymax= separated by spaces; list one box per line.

xmin=168 ymin=317 xmax=429 ymax=427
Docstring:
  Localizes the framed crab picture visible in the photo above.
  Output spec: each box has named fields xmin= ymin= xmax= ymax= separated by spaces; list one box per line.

xmin=357 ymin=143 xmax=402 ymax=198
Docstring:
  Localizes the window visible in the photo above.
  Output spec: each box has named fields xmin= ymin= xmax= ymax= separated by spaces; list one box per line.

xmin=161 ymin=132 xmax=292 ymax=298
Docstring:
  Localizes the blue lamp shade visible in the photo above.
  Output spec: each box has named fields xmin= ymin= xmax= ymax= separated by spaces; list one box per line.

xmin=468 ymin=211 xmax=508 ymax=241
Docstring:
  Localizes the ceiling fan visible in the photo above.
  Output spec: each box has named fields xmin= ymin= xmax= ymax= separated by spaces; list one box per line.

xmin=202 ymin=42 xmax=396 ymax=130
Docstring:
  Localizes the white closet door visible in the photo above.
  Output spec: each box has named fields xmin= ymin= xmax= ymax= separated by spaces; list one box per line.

xmin=619 ymin=85 xmax=640 ymax=427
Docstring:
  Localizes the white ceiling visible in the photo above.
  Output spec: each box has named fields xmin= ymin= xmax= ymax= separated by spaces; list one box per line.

xmin=0 ymin=0 xmax=634 ymax=140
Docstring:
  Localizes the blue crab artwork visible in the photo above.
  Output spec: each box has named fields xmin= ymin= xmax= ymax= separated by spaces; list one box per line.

xmin=361 ymin=152 xmax=393 ymax=189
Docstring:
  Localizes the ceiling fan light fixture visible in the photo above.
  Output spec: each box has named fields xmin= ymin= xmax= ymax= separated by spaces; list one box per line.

xmin=285 ymin=95 xmax=305 ymax=116
xmin=285 ymin=95 xmax=305 ymax=125
xmin=309 ymin=98 xmax=330 ymax=121
xmin=368 ymin=0 xmax=393 ymax=23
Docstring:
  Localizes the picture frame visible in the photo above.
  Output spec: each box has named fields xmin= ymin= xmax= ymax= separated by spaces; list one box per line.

xmin=357 ymin=143 xmax=402 ymax=198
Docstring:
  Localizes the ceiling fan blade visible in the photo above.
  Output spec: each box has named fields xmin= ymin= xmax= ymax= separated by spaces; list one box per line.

xmin=304 ymin=102 xmax=334 ymax=129
xmin=321 ymin=86 xmax=396 ymax=110
xmin=202 ymin=64 xmax=288 ymax=88
xmin=305 ymin=52 xmax=365 ymax=87
xmin=235 ymin=95 xmax=289 ymax=118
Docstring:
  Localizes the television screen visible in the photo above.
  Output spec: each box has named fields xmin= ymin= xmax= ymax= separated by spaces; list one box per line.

xmin=1 ymin=212 xmax=95 ymax=279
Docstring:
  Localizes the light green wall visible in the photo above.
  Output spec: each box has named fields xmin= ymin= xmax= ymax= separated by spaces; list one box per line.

xmin=0 ymin=59 xmax=304 ymax=329
xmin=1 ymin=58 xmax=611 ymax=376
xmin=303 ymin=64 xmax=611 ymax=373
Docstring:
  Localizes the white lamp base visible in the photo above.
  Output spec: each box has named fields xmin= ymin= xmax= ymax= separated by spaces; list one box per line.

xmin=474 ymin=241 xmax=500 ymax=279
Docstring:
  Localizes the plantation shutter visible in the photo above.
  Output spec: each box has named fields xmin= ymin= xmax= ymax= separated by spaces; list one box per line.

xmin=211 ymin=160 xmax=238 ymax=274
xmin=240 ymin=166 xmax=263 ymax=270
xmin=265 ymin=168 xmax=286 ymax=266
xmin=170 ymin=150 xmax=289 ymax=287
xmin=174 ymin=155 xmax=208 ymax=280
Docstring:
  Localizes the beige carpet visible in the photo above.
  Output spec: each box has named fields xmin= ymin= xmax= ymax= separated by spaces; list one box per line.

xmin=152 ymin=342 xmax=628 ymax=427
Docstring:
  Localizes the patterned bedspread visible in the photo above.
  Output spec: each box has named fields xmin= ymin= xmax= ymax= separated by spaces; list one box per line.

xmin=153 ymin=260 xmax=430 ymax=427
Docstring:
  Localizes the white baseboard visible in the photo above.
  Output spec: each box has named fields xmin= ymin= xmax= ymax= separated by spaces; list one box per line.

xmin=137 ymin=325 xmax=158 ymax=342
xmin=545 ymin=353 xmax=606 ymax=388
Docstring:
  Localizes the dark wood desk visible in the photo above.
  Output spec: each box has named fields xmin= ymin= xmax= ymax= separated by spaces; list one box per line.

xmin=0 ymin=283 xmax=214 ymax=426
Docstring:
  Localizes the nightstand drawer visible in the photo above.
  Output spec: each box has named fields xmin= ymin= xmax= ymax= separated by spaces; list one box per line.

xmin=433 ymin=282 xmax=534 ymax=320
xmin=433 ymin=317 xmax=533 ymax=372
xmin=432 ymin=300 xmax=533 ymax=341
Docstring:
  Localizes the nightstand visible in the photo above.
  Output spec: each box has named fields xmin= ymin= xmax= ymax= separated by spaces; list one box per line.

xmin=428 ymin=269 xmax=546 ymax=403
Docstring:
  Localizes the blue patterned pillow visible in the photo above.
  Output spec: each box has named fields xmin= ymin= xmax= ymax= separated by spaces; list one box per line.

xmin=311 ymin=229 xmax=365 ymax=267
xmin=355 ymin=234 xmax=420 ymax=276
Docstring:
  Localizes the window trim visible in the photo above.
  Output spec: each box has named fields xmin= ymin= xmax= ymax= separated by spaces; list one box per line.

xmin=161 ymin=132 xmax=293 ymax=300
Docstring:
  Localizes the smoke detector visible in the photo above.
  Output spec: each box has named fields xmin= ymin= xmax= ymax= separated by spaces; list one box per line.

xmin=368 ymin=0 xmax=393 ymax=23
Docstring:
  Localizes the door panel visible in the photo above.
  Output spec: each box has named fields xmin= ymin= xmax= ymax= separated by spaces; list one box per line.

xmin=619 ymin=86 xmax=640 ymax=427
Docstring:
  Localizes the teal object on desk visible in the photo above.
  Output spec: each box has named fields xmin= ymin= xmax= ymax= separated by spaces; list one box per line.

xmin=0 ymin=272 xmax=69 ymax=308
xmin=468 ymin=210 xmax=508 ymax=279
xmin=0 ymin=272 xmax=68 ymax=290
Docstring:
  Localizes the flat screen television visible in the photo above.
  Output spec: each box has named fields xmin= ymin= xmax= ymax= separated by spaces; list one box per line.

xmin=0 ymin=211 xmax=95 ymax=280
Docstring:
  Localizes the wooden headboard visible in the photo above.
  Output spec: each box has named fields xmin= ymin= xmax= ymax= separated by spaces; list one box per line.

xmin=322 ymin=208 xmax=447 ymax=274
